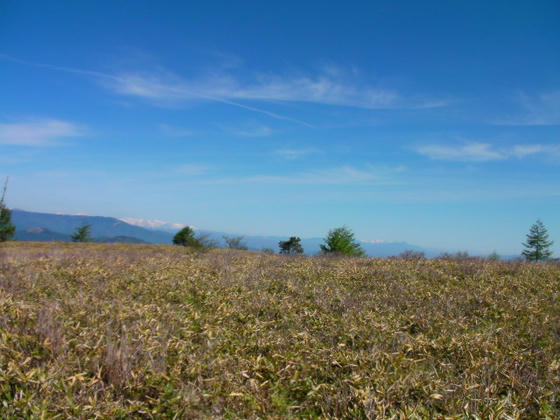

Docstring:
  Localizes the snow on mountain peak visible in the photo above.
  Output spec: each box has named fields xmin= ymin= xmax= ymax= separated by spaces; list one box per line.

xmin=119 ymin=217 xmax=186 ymax=232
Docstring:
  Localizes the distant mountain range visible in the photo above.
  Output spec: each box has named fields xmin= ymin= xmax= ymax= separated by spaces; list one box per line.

xmin=11 ymin=209 xmax=435 ymax=256
xmin=12 ymin=210 xmax=173 ymax=244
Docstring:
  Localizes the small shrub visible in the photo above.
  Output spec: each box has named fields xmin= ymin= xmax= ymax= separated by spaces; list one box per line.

xmin=223 ymin=235 xmax=248 ymax=250
xmin=440 ymin=251 xmax=471 ymax=261
xmin=398 ymin=249 xmax=425 ymax=260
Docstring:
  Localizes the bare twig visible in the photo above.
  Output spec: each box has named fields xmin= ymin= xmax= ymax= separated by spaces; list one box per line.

xmin=0 ymin=176 xmax=8 ymax=206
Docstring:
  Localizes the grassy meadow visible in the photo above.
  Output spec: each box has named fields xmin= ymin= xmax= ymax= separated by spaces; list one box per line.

xmin=0 ymin=242 xmax=559 ymax=419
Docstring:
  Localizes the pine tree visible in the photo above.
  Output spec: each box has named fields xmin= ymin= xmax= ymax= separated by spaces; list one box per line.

xmin=320 ymin=226 xmax=366 ymax=257
xmin=522 ymin=219 xmax=554 ymax=262
xmin=71 ymin=222 xmax=92 ymax=242
xmin=173 ymin=226 xmax=198 ymax=247
xmin=0 ymin=177 xmax=16 ymax=242
xmin=173 ymin=226 xmax=216 ymax=249
xmin=279 ymin=236 xmax=304 ymax=254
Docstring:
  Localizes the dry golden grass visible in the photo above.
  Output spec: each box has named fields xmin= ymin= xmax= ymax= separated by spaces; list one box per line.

xmin=0 ymin=242 xmax=559 ymax=419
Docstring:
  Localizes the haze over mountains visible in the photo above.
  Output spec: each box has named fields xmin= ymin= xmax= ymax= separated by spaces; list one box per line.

xmin=11 ymin=209 xmax=433 ymax=257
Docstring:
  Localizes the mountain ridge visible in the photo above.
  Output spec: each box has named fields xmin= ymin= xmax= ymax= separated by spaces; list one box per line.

xmin=12 ymin=209 xmax=174 ymax=243
xmin=11 ymin=209 xmax=434 ymax=257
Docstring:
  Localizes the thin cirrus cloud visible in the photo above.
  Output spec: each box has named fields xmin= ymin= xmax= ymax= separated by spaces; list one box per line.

xmin=416 ymin=142 xmax=560 ymax=162
xmin=0 ymin=54 xmax=311 ymax=127
xmin=0 ymin=119 xmax=83 ymax=146
xmin=106 ymin=69 xmax=446 ymax=111
xmin=494 ymin=90 xmax=560 ymax=126
xmin=274 ymin=148 xmax=319 ymax=160
xmin=227 ymin=124 xmax=274 ymax=137
xmin=201 ymin=165 xmax=403 ymax=185
xmin=1 ymin=54 xmax=448 ymax=126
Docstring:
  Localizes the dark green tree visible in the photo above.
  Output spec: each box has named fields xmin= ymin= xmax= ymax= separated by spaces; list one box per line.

xmin=223 ymin=235 xmax=248 ymax=250
xmin=0 ymin=177 xmax=15 ymax=242
xmin=173 ymin=226 xmax=199 ymax=247
xmin=173 ymin=227 xmax=216 ymax=250
xmin=71 ymin=222 xmax=92 ymax=242
xmin=278 ymin=236 xmax=304 ymax=254
xmin=320 ymin=226 xmax=366 ymax=257
xmin=522 ymin=219 xmax=554 ymax=262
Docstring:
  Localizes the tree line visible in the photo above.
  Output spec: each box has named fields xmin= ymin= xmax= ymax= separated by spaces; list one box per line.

xmin=0 ymin=177 xmax=556 ymax=261
xmin=171 ymin=221 xmax=556 ymax=261
xmin=172 ymin=225 xmax=367 ymax=256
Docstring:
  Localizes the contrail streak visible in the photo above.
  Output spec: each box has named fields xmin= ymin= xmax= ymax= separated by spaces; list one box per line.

xmin=0 ymin=54 xmax=313 ymax=127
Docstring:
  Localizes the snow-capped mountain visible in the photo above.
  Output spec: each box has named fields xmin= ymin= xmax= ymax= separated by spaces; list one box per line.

xmin=118 ymin=217 xmax=186 ymax=233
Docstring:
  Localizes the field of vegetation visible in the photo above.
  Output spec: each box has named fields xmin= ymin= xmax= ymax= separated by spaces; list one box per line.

xmin=1 ymin=242 xmax=559 ymax=419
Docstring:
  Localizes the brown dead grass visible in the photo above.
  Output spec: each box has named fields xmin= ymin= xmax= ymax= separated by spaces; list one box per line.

xmin=0 ymin=242 xmax=559 ymax=418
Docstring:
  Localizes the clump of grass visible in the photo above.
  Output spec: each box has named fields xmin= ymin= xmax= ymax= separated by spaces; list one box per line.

xmin=0 ymin=241 xmax=559 ymax=418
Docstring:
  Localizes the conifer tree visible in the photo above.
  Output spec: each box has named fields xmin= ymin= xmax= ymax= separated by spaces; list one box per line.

xmin=320 ymin=226 xmax=365 ymax=257
xmin=173 ymin=226 xmax=198 ymax=247
xmin=0 ymin=177 xmax=16 ymax=242
xmin=71 ymin=222 xmax=92 ymax=242
xmin=173 ymin=226 xmax=216 ymax=250
xmin=279 ymin=236 xmax=304 ymax=254
xmin=522 ymin=219 xmax=553 ymax=262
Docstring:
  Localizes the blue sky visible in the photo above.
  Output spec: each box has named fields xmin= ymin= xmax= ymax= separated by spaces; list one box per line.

xmin=1 ymin=0 xmax=559 ymax=255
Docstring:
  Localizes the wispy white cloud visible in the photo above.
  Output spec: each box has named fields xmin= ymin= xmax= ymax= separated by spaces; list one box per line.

xmin=495 ymin=90 xmax=560 ymax=126
xmin=107 ymin=69 xmax=446 ymax=111
xmin=0 ymin=119 xmax=83 ymax=146
xmin=416 ymin=142 xmax=560 ymax=162
xmin=274 ymin=148 xmax=319 ymax=160
xmin=0 ymin=53 xmax=116 ymax=81
xmin=1 ymin=54 xmax=448 ymax=126
xmin=202 ymin=165 xmax=403 ymax=185
xmin=0 ymin=54 xmax=312 ymax=127
xmin=417 ymin=143 xmax=505 ymax=162
xmin=107 ymin=72 xmax=314 ymax=126
xmin=227 ymin=124 xmax=274 ymax=137
xmin=511 ymin=144 xmax=546 ymax=158
xmin=236 ymin=166 xmax=377 ymax=185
